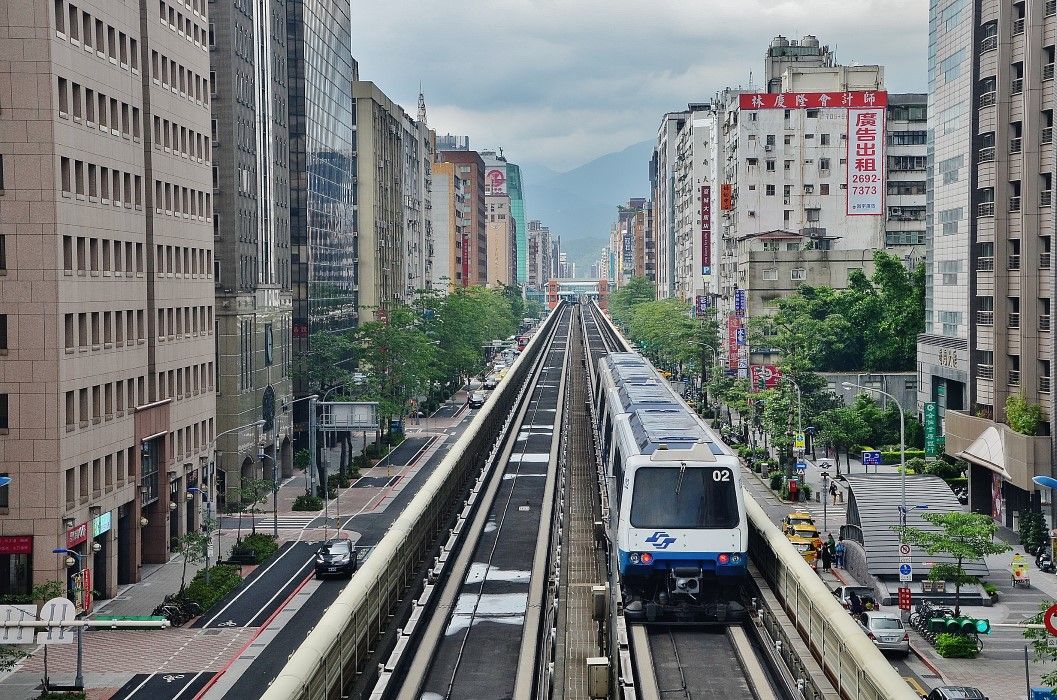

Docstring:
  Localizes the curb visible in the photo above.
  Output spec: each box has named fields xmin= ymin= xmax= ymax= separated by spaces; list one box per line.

xmin=909 ymin=642 xmax=945 ymax=680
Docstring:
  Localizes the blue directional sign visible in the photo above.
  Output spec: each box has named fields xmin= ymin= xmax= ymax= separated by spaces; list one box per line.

xmin=899 ymin=564 xmax=912 ymax=576
xmin=862 ymin=450 xmax=882 ymax=466
xmin=795 ymin=460 xmax=807 ymax=474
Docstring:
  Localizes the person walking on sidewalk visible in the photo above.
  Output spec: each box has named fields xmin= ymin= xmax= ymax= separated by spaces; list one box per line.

xmin=835 ymin=538 xmax=846 ymax=569
xmin=827 ymin=533 xmax=836 ymax=553
xmin=821 ymin=543 xmax=833 ymax=571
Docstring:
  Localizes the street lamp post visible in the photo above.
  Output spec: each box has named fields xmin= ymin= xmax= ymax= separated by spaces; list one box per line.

xmin=844 ymin=382 xmax=906 ymax=541
xmin=52 ymin=546 xmax=97 ymax=689
xmin=259 ymin=453 xmax=277 ymax=539
xmin=207 ymin=419 xmax=265 ymax=567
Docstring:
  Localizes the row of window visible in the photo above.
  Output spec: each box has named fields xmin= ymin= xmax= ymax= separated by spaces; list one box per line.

xmin=54 ymin=1 xmax=141 ymax=74
xmin=150 ymin=49 xmax=210 ymax=109
xmin=754 ymin=183 xmax=834 ymax=196
xmin=890 ymin=155 xmax=928 ymax=171
xmin=65 ymin=447 xmax=134 ymax=507
xmin=152 ymin=115 xmax=211 ymax=164
xmin=157 ymin=362 xmax=215 ymax=403
xmin=153 ymin=178 xmax=212 ymax=220
xmin=65 ymin=377 xmax=146 ymax=431
xmin=158 ymin=0 xmax=209 ymax=52
xmin=885 ymin=231 xmax=927 ymax=246
xmin=155 ymin=244 xmax=213 ymax=277
xmin=752 ymin=132 xmax=837 ymax=146
xmin=747 ymin=157 xmax=836 ymax=171
xmin=64 ymin=310 xmax=146 ymax=351
xmin=59 ymin=156 xmax=143 ymax=208
xmin=62 ymin=235 xmax=144 ymax=276
xmin=56 ymin=77 xmax=142 ymax=141
xmin=157 ymin=305 xmax=214 ymax=341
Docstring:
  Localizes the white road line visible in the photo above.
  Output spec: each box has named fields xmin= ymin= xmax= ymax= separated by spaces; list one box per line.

xmin=201 ymin=542 xmax=304 ymax=627
xmin=245 ymin=557 xmax=315 ymax=628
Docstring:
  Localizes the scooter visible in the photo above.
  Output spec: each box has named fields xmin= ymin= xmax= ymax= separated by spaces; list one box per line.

xmin=1036 ymin=550 xmax=1055 ymax=574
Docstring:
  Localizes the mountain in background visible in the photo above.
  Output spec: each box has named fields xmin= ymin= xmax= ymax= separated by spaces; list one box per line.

xmin=521 ymin=139 xmax=654 ymax=275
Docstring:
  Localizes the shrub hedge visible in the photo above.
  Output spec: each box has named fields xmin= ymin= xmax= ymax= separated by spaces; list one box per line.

xmin=935 ymin=633 xmax=979 ymax=658
xmin=292 ymin=494 xmax=324 ymax=512
xmin=232 ymin=533 xmax=279 ymax=564
xmin=184 ymin=564 xmax=242 ymax=610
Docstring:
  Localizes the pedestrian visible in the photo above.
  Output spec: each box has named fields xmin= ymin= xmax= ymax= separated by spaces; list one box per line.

xmin=827 ymin=533 xmax=836 ymax=553
xmin=835 ymin=538 xmax=846 ymax=569
xmin=821 ymin=543 xmax=833 ymax=571
xmin=849 ymin=590 xmax=863 ymax=616
xmin=829 ymin=482 xmax=838 ymax=503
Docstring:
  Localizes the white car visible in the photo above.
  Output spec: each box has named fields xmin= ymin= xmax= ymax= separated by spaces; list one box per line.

xmin=856 ymin=611 xmax=909 ymax=657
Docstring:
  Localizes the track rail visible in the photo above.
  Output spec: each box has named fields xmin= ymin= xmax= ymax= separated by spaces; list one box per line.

xmin=389 ymin=305 xmax=573 ymax=700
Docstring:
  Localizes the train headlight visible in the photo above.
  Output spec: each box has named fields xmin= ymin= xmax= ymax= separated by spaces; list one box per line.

xmin=629 ymin=553 xmax=640 ymax=564
xmin=640 ymin=552 xmax=653 ymax=565
xmin=718 ymin=553 xmax=730 ymax=565
xmin=731 ymin=554 xmax=742 ymax=564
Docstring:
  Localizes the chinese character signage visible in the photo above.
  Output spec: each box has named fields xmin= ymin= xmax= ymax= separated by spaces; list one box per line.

xmin=700 ymin=185 xmax=712 ymax=275
xmin=720 ymin=183 xmax=733 ymax=211
xmin=924 ymin=401 xmax=941 ymax=456
xmin=695 ymin=295 xmax=711 ymax=315
xmin=736 ymin=327 xmax=746 ymax=346
xmin=66 ymin=522 xmax=88 ymax=549
xmin=485 ymin=167 xmax=507 ymax=196
xmin=0 ymin=536 xmax=32 ymax=555
xmin=726 ymin=315 xmax=741 ymax=369
xmin=738 ymin=91 xmax=888 ymax=110
xmin=847 ymin=107 xmax=886 ymax=215
xmin=734 ymin=289 xmax=747 ymax=316
xmin=749 ymin=364 xmax=783 ymax=391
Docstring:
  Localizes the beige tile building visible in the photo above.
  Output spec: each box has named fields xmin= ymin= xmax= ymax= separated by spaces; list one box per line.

xmin=0 ymin=0 xmax=215 ymax=599
xmin=485 ymin=194 xmax=515 ymax=287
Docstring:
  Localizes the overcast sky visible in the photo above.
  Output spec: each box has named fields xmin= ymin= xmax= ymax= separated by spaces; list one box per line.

xmin=350 ymin=1 xmax=928 ymax=173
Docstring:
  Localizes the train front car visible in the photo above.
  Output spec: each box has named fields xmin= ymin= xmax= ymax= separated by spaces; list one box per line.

xmin=614 ymin=409 xmax=748 ymax=624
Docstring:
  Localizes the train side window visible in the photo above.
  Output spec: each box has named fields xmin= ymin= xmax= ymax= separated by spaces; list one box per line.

xmin=603 ymin=413 xmax=612 ymax=460
xmin=613 ymin=447 xmax=624 ymax=507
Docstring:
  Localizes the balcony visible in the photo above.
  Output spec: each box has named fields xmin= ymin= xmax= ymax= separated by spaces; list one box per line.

xmin=1014 ymin=17 xmax=1026 ymax=35
xmin=1044 ymin=190 xmax=1053 ymax=207
xmin=981 ymin=35 xmax=998 ymax=52
xmin=1046 ymin=64 xmax=1055 ymax=81
xmin=1012 ymin=78 xmax=1024 ymax=95
xmin=1045 ymin=127 xmax=1054 ymax=145
xmin=1011 ymin=137 xmax=1023 ymax=154
xmin=978 ymin=363 xmax=994 ymax=379
xmin=1043 ymin=252 xmax=1053 ymax=269
xmin=1042 ymin=376 xmax=1052 ymax=393
xmin=1048 ymin=0 xmax=1056 ymax=16
xmin=979 ymin=92 xmax=997 ymax=108
xmin=1009 ymin=369 xmax=1021 ymax=386
xmin=977 ymin=310 xmax=995 ymax=325
xmin=945 ymin=410 xmax=1052 ymax=492
xmin=1042 ymin=314 xmax=1052 ymax=331
xmin=1010 ymin=312 xmax=1021 ymax=328
xmin=978 ymin=201 xmax=996 ymax=217
xmin=978 ymin=256 xmax=995 ymax=271
xmin=978 ymin=146 xmax=995 ymax=162
xmin=1010 ymin=196 xmax=1022 ymax=213
xmin=1009 ymin=253 xmax=1021 ymax=269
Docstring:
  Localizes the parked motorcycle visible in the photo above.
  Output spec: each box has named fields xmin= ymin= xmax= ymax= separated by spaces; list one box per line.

xmin=954 ymin=487 xmax=969 ymax=506
xmin=1037 ymin=550 xmax=1055 ymax=574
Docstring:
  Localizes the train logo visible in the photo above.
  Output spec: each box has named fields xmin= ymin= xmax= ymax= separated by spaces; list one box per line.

xmin=644 ymin=531 xmax=676 ymax=549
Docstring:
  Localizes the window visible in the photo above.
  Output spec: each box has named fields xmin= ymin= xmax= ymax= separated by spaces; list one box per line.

xmin=819 ymin=157 xmax=831 ymax=171
xmin=806 ymin=208 xmax=821 ymax=222
xmin=889 ymin=130 xmax=927 ymax=145
xmin=806 ymin=109 xmax=819 ymax=118
xmin=791 ymin=268 xmax=807 ymax=281
xmin=0 ymin=394 xmax=7 ymax=431
xmin=766 ymin=160 xmax=776 ymax=172
xmin=763 ymin=268 xmax=778 ymax=281
xmin=766 ymin=184 xmax=775 ymax=196
xmin=630 ymin=467 xmax=737 ymax=529
xmin=0 ymin=315 xmax=6 ymax=351
xmin=820 ymin=133 xmax=830 ymax=146
xmin=0 ymin=235 xmax=5 ymax=272
xmin=820 ymin=184 xmax=830 ymax=195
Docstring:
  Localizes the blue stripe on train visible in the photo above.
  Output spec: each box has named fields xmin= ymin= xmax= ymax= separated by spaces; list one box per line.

xmin=618 ymin=549 xmax=748 ymax=576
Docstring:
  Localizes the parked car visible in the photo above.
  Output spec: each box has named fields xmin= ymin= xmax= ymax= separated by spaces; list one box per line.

xmin=925 ymin=687 xmax=987 ymax=700
xmin=832 ymin=585 xmax=878 ymax=610
xmin=468 ymin=391 xmax=486 ymax=408
xmin=483 ymin=376 xmax=499 ymax=390
xmin=855 ymin=611 xmax=909 ymax=657
xmin=782 ymin=510 xmax=816 ymax=534
xmin=314 ymin=539 xmax=356 ymax=579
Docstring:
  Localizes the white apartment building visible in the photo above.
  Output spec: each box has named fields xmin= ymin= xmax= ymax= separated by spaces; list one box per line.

xmin=652 ymin=111 xmax=690 ymax=298
xmin=672 ymin=105 xmax=720 ymax=304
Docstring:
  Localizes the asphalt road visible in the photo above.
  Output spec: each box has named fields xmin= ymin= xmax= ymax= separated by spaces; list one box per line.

xmin=110 ymin=671 xmax=215 ymax=700
xmin=217 ymin=411 xmax=478 ymax=699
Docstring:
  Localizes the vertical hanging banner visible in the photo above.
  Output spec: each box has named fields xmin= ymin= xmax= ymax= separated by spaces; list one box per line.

xmin=847 ymin=105 xmax=885 ymax=215
xmin=701 ymin=185 xmax=712 ymax=275
xmin=734 ymin=289 xmax=747 ymax=317
xmin=720 ymin=183 xmax=733 ymax=211
xmin=726 ymin=315 xmax=740 ymax=369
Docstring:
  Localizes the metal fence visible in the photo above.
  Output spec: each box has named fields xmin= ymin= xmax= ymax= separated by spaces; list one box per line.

xmin=262 ymin=308 xmax=564 ymax=700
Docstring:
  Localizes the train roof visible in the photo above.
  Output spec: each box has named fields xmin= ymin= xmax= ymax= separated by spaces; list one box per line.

xmin=628 ymin=408 xmax=726 ymax=455
xmin=617 ymin=381 xmax=679 ymax=413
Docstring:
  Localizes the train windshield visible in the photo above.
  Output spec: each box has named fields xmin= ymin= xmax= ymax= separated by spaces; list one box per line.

xmin=630 ymin=467 xmax=738 ymax=529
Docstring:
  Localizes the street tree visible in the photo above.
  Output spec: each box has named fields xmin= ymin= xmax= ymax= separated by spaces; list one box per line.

xmin=174 ymin=521 xmax=214 ymax=593
xmin=1024 ymin=602 xmax=1057 ymax=686
xmin=239 ymin=478 xmax=275 ymax=537
xmin=815 ymin=406 xmax=871 ymax=473
xmin=608 ymin=276 xmax=656 ymax=327
xmin=900 ymin=512 xmax=1011 ymax=616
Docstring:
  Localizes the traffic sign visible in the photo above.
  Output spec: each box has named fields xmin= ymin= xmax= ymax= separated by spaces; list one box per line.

xmin=1044 ymin=603 xmax=1057 ymax=636
xmin=862 ymin=450 xmax=882 ymax=466
xmin=0 ymin=604 xmax=36 ymax=644
xmin=795 ymin=460 xmax=807 ymax=474
xmin=36 ymin=597 xmax=75 ymax=645
xmin=899 ymin=563 xmax=913 ymax=582
xmin=897 ymin=587 xmax=912 ymax=611
xmin=794 ymin=433 xmax=806 ymax=450
xmin=899 ymin=543 xmax=912 ymax=563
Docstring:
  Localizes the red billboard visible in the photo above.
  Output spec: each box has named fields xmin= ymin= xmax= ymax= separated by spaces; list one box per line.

xmin=738 ymin=91 xmax=888 ymax=110
xmin=700 ymin=185 xmax=712 ymax=275
xmin=720 ymin=183 xmax=733 ymax=211
xmin=0 ymin=536 xmax=32 ymax=555
xmin=750 ymin=364 xmax=783 ymax=391
xmin=66 ymin=522 xmax=88 ymax=549
xmin=726 ymin=315 xmax=740 ymax=369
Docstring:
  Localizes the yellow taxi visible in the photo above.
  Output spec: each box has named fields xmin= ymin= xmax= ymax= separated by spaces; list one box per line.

xmin=782 ymin=510 xmax=816 ymax=535
xmin=787 ymin=531 xmax=818 ymax=564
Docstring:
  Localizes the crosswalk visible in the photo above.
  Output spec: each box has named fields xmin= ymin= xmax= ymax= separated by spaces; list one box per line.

xmin=252 ymin=514 xmax=321 ymax=530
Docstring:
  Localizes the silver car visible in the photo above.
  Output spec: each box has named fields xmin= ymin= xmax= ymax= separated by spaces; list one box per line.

xmin=856 ymin=611 xmax=909 ymax=657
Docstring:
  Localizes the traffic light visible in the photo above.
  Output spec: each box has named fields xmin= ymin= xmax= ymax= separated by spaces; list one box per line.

xmin=964 ymin=617 xmax=991 ymax=634
xmin=928 ymin=616 xmax=990 ymax=634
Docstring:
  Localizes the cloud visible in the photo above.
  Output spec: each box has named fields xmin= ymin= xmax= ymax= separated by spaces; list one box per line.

xmin=351 ymin=0 xmax=927 ymax=171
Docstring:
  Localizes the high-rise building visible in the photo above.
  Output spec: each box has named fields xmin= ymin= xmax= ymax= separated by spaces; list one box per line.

xmin=409 ymin=94 xmax=436 ymax=296
xmin=673 ymin=104 xmax=718 ymax=302
xmin=0 ymin=0 xmax=216 ymax=596
xmin=652 ymin=111 xmax=690 ymax=299
xmin=438 ymin=149 xmax=487 ymax=286
xmin=485 ymin=194 xmax=516 ymax=287
xmin=885 ymin=94 xmax=928 ymax=259
xmin=430 ymin=161 xmax=466 ymax=291
xmin=288 ymin=0 xmax=357 ymax=427
xmin=508 ymin=163 xmax=528 ymax=285
xmin=211 ymin=0 xmax=294 ymax=507
xmin=923 ymin=0 xmax=1057 ymax=528
xmin=610 ymin=198 xmax=647 ymax=287
xmin=527 ymin=219 xmax=551 ymax=291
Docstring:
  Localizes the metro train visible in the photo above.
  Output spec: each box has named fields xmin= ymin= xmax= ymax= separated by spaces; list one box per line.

xmin=595 ymin=352 xmax=748 ymax=623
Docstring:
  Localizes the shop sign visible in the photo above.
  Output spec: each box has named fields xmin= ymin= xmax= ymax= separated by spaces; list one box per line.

xmin=65 ymin=522 xmax=88 ymax=549
xmin=0 ymin=536 xmax=33 ymax=555
xmin=91 ymin=512 xmax=112 ymax=538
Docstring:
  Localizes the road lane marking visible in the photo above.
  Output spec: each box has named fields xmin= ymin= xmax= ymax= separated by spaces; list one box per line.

xmin=201 ymin=542 xmax=305 ymax=627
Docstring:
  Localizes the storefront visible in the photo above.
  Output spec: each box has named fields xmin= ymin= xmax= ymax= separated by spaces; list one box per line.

xmin=65 ymin=520 xmax=92 ymax=613
xmin=0 ymin=535 xmax=33 ymax=596
xmin=91 ymin=511 xmax=112 ymax=599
